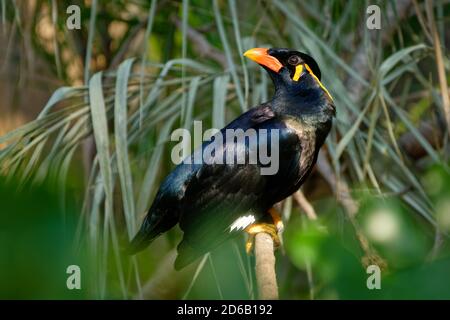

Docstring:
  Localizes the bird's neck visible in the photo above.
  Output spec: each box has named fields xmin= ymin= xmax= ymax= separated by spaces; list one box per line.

xmin=270 ymin=74 xmax=335 ymax=123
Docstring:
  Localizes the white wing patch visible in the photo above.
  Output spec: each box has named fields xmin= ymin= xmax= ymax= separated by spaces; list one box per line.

xmin=229 ymin=214 xmax=255 ymax=232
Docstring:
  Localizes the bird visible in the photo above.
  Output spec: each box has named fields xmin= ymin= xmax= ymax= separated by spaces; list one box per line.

xmin=128 ymin=47 xmax=335 ymax=270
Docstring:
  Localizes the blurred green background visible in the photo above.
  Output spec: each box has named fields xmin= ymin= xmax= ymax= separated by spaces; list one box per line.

xmin=0 ymin=0 xmax=449 ymax=299
xmin=0 ymin=177 xmax=90 ymax=299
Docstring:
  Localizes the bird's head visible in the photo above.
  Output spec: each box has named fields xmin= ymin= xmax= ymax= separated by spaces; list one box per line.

xmin=244 ymin=47 xmax=332 ymax=101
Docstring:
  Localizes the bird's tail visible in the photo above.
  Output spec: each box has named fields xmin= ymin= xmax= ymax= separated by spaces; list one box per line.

xmin=125 ymin=205 xmax=178 ymax=255
xmin=126 ymin=231 xmax=150 ymax=255
xmin=125 ymin=218 xmax=158 ymax=255
xmin=174 ymin=239 xmax=202 ymax=270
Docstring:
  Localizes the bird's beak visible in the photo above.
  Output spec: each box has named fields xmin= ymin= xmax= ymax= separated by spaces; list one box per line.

xmin=244 ymin=48 xmax=283 ymax=73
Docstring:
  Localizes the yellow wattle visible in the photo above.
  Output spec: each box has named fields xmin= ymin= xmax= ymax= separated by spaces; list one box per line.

xmin=304 ymin=64 xmax=333 ymax=101
xmin=293 ymin=65 xmax=303 ymax=81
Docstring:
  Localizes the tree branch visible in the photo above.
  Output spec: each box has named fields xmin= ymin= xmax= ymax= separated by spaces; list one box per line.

xmin=254 ymin=232 xmax=279 ymax=300
xmin=425 ymin=0 xmax=450 ymax=139
xmin=293 ymin=190 xmax=318 ymax=220
xmin=135 ymin=248 xmax=195 ymax=300
xmin=172 ymin=16 xmax=228 ymax=69
xmin=316 ymin=151 xmax=387 ymax=269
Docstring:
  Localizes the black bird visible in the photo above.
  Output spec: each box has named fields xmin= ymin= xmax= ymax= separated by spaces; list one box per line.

xmin=128 ymin=48 xmax=335 ymax=270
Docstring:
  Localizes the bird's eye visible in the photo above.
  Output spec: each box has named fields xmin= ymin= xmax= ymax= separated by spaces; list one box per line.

xmin=288 ymin=55 xmax=301 ymax=66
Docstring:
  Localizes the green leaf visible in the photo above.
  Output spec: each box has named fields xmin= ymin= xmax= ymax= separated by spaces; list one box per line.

xmin=213 ymin=74 xmax=230 ymax=129
xmin=114 ymin=58 xmax=137 ymax=237
xmin=213 ymin=0 xmax=245 ymax=111
xmin=379 ymin=44 xmax=426 ymax=79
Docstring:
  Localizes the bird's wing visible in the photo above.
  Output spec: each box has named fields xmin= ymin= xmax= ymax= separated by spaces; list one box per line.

xmin=128 ymin=104 xmax=278 ymax=254
xmin=175 ymin=106 xmax=302 ymax=269
xmin=127 ymin=162 xmax=201 ymax=254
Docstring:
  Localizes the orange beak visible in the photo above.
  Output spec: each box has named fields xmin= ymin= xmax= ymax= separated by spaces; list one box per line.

xmin=244 ymin=48 xmax=283 ymax=73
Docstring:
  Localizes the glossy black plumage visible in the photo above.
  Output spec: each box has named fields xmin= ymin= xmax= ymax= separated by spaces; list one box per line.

xmin=128 ymin=48 xmax=335 ymax=269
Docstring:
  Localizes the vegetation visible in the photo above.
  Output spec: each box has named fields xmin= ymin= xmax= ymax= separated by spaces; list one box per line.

xmin=0 ymin=0 xmax=449 ymax=299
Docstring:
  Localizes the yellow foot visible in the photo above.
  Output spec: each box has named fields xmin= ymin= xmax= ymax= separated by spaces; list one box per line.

xmin=268 ymin=207 xmax=284 ymax=234
xmin=245 ymin=222 xmax=281 ymax=254
xmin=244 ymin=207 xmax=284 ymax=254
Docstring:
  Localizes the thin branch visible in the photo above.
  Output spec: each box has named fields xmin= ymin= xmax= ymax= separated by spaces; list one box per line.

xmin=412 ymin=0 xmax=433 ymax=43
xmin=136 ymin=249 xmax=194 ymax=300
xmin=109 ymin=19 xmax=147 ymax=70
xmin=293 ymin=190 xmax=318 ymax=220
xmin=254 ymin=232 xmax=278 ymax=300
xmin=172 ymin=16 xmax=228 ymax=69
xmin=316 ymin=151 xmax=387 ymax=269
xmin=316 ymin=151 xmax=358 ymax=217
xmin=399 ymin=119 xmax=445 ymax=160
xmin=425 ymin=0 xmax=450 ymax=139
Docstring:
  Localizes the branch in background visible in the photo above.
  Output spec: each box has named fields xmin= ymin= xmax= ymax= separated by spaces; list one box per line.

xmin=399 ymin=119 xmax=445 ymax=160
xmin=393 ymin=89 xmax=436 ymax=103
xmin=316 ymin=151 xmax=387 ymax=269
xmin=425 ymin=0 xmax=450 ymax=139
xmin=316 ymin=151 xmax=358 ymax=217
xmin=172 ymin=16 xmax=228 ymax=69
xmin=134 ymin=250 xmax=178 ymax=299
xmin=293 ymin=190 xmax=317 ymax=220
xmin=135 ymin=249 xmax=195 ymax=299
xmin=412 ymin=0 xmax=433 ymax=43
xmin=254 ymin=232 xmax=279 ymax=300
xmin=82 ymin=136 xmax=96 ymax=185
xmin=110 ymin=0 xmax=170 ymax=69
xmin=109 ymin=19 xmax=148 ymax=70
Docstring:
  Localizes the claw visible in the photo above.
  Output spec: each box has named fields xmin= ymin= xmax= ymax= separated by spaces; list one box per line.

xmin=245 ymin=235 xmax=255 ymax=254
xmin=268 ymin=207 xmax=284 ymax=234
xmin=244 ymin=207 xmax=285 ymax=254
xmin=244 ymin=222 xmax=281 ymax=254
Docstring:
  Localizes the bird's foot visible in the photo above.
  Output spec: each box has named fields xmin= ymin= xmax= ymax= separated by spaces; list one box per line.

xmin=268 ymin=207 xmax=284 ymax=234
xmin=245 ymin=223 xmax=281 ymax=254
xmin=244 ymin=207 xmax=284 ymax=254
